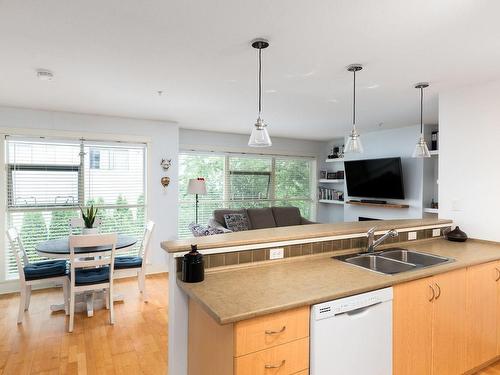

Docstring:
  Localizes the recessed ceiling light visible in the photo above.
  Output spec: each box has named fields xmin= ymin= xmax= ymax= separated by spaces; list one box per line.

xmin=366 ymin=84 xmax=379 ymax=89
xmin=36 ymin=69 xmax=54 ymax=81
xmin=265 ymin=89 xmax=277 ymax=93
xmin=157 ymin=90 xmax=165 ymax=96
xmin=327 ymin=99 xmax=339 ymax=103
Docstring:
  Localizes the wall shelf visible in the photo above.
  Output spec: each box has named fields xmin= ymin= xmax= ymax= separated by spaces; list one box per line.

xmin=325 ymin=158 xmax=344 ymax=163
xmin=346 ymin=201 xmax=409 ymax=209
xmin=319 ymin=179 xmax=344 ymax=184
xmin=423 ymin=207 xmax=438 ymax=214
xmin=318 ymin=199 xmax=345 ymax=205
xmin=429 ymin=150 xmax=439 ymax=156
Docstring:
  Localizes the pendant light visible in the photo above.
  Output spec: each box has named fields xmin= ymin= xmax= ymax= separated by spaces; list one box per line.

xmin=412 ymin=82 xmax=431 ymax=158
xmin=248 ymin=39 xmax=272 ymax=147
xmin=345 ymin=64 xmax=364 ymax=154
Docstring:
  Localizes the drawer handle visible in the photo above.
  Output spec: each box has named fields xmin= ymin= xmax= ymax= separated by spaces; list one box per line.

xmin=434 ymin=283 xmax=441 ymax=300
xmin=265 ymin=326 xmax=286 ymax=335
xmin=264 ymin=359 xmax=286 ymax=369
xmin=495 ymin=268 xmax=500 ymax=282
xmin=428 ymin=284 xmax=435 ymax=302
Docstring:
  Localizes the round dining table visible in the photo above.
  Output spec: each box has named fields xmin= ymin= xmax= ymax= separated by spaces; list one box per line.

xmin=35 ymin=234 xmax=138 ymax=317
xmin=35 ymin=234 xmax=137 ymax=258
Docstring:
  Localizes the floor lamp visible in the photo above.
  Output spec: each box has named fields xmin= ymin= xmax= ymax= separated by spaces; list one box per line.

xmin=187 ymin=178 xmax=207 ymax=224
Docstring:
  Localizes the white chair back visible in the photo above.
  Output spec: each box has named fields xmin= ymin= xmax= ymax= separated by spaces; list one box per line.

xmin=68 ymin=233 xmax=118 ymax=280
xmin=139 ymin=221 xmax=155 ymax=260
xmin=6 ymin=228 xmax=29 ymax=282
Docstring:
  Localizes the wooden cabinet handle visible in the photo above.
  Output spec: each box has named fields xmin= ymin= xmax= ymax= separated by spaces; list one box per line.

xmin=428 ymin=284 xmax=435 ymax=301
xmin=495 ymin=268 xmax=500 ymax=282
xmin=264 ymin=359 xmax=285 ymax=369
xmin=434 ymin=283 xmax=441 ymax=300
xmin=265 ymin=326 xmax=286 ymax=335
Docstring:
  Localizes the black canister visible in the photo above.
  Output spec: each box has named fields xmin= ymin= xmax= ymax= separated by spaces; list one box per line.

xmin=181 ymin=244 xmax=204 ymax=283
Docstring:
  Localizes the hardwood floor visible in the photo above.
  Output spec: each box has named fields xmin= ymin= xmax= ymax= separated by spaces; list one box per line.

xmin=0 ymin=274 xmax=168 ymax=375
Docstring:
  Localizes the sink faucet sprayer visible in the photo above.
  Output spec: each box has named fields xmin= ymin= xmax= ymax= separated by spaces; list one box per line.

xmin=366 ymin=227 xmax=399 ymax=253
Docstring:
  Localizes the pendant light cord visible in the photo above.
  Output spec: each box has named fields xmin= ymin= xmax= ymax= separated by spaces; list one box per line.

xmin=258 ymin=48 xmax=262 ymax=116
xmin=420 ymin=86 xmax=424 ymax=134
xmin=353 ymin=69 xmax=356 ymax=126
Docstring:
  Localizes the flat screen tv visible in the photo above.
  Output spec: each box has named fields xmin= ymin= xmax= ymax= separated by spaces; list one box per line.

xmin=344 ymin=157 xmax=405 ymax=199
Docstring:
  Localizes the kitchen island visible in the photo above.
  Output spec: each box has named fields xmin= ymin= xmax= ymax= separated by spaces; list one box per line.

xmin=162 ymin=218 xmax=454 ymax=374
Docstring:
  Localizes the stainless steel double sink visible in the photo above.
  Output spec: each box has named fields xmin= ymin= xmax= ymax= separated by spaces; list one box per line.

xmin=334 ymin=248 xmax=453 ymax=275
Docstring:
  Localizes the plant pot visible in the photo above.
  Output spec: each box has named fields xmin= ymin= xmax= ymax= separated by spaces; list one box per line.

xmin=82 ymin=228 xmax=99 ymax=235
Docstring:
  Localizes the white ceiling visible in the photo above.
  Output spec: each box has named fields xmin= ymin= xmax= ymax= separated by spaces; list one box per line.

xmin=1 ymin=0 xmax=500 ymax=140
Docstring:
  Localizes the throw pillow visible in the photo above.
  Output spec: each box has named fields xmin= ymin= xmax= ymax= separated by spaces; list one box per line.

xmin=224 ymin=213 xmax=249 ymax=232
xmin=188 ymin=223 xmax=225 ymax=237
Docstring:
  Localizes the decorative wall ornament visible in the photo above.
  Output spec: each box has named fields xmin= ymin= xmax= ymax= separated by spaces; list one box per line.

xmin=161 ymin=176 xmax=171 ymax=188
xmin=161 ymin=158 xmax=172 ymax=171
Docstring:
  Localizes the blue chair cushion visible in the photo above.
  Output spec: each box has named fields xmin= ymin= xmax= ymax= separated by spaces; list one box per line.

xmin=24 ymin=260 xmax=67 ymax=281
xmin=114 ymin=256 xmax=142 ymax=270
xmin=74 ymin=266 xmax=110 ymax=286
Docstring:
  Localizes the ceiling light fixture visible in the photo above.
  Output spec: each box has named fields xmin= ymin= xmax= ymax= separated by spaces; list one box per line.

xmin=345 ymin=64 xmax=364 ymax=154
xmin=248 ymin=39 xmax=272 ymax=147
xmin=412 ymin=82 xmax=431 ymax=158
xmin=36 ymin=69 xmax=54 ymax=81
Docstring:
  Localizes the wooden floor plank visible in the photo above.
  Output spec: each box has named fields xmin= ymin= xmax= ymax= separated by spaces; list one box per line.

xmin=0 ymin=274 xmax=168 ymax=375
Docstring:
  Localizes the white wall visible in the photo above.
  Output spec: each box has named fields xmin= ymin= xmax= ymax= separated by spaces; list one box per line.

xmin=0 ymin=106 xmax=179 ymax=276
xmin=317 ymin=125 xmax=424 ymax=223
xmin=439 ymin=80 xmax=500 ymax=241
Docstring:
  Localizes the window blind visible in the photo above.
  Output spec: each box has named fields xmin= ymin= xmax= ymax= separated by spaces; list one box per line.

xmin=178 ymin=152 xmax=313 ymax=238
xmin=5 ymin=136 xmax=147 ymax=279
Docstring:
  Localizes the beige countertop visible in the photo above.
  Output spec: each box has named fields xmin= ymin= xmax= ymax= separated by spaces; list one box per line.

xmin=178 ymin=238 xmax=500 ymax=325
xmin=162 ymin=218 xmax=452 ymax=253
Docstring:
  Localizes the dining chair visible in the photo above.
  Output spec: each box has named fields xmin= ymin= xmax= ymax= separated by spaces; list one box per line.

xmin=67 ymin=233 xmax=117 ymax=332
xmin=114 ymin=221 xmax=155 ymax=299
xmin=6 ymin=228 xmax=69 ymax=324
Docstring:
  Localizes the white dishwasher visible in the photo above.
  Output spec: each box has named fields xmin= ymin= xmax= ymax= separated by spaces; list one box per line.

xmin=310 ymin=287 xmax=393 ymax=375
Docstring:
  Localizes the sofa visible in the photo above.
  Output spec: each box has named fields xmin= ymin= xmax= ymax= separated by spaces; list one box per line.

xmin=208 ymin=206 xmax=316 ymax=232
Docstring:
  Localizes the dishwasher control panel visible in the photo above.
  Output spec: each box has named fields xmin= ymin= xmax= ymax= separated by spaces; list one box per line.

xmin=312 ymin=287 xmax=393 ymax=320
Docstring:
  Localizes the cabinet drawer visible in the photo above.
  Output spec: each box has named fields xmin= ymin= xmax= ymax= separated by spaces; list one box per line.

xmin=234 ymin=306 xmax=309 ymax=357
xmin=234 ymin=338 xmax=309 ymax=375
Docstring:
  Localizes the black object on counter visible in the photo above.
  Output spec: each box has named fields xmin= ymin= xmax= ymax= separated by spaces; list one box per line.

xmin=181 ymin=244 xmax=205 ymax=283
xmin=446 ymin=226 xmax=468 ymax=242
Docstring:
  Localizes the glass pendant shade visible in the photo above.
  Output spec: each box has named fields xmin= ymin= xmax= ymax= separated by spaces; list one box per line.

xmin=248 ymin=117 xmax=272 ymax=147
xmin=345 ymin=126 xmax=363 ymax=153
xmin=412 ymin=135 xmax=431 ymax=158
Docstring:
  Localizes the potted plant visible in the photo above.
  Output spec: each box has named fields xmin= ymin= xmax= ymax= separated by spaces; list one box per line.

xmin=79 ymin=205 xmax=99 ymax=234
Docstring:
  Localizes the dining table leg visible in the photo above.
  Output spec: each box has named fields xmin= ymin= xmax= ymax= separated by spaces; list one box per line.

xmin=86 ymin=293 xmax=95 ymax=317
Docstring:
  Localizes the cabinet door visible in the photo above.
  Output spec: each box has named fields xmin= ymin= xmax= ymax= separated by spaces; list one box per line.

xmin=431 ymin=268 xmax=467 ymax=375
xmin=393 ymin=276 xmax=434 ymax=375
xmin=466 ymin=261 xmax=498 ymax=369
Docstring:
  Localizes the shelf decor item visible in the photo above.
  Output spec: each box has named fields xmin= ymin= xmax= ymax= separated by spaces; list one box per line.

xmin=79 ymin=205 xmax=99 ymax=235
xmin=345 ymin=64 xmax=364 ymax=154
xmin=412 ymin=82 xmax=431 ymax=158
xmin=187 ymin=178 xmax=207 ymax=224
xmin=248 ymin=39 xmax=272 ymax=147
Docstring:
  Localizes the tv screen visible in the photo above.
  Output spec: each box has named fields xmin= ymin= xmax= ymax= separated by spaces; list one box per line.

xmin=344 ymin=157 xmax=405 ymax=199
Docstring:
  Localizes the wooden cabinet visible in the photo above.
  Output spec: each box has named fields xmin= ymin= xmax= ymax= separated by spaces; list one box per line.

xmin=466 ymin=261 xmax=499 ymax=370
xmin=393 ymin=268 xmax=467 ymax=375
xmin=188 ymin=301 xmax=309 ymax=375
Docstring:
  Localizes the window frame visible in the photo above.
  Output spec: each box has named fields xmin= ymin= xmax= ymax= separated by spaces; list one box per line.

xmin=1 ymin=131 xmax=151 ymax=281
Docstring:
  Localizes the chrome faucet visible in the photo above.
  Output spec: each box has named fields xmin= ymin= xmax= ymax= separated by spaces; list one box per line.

xmin=366 ymin=227 xmax=399 ymax=253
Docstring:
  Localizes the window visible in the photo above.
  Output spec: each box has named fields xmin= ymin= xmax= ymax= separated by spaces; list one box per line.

xmin=4 ymin=137 xmax=147 ymax=279
xmin=178 ymin=152 xmax=313 ymax=238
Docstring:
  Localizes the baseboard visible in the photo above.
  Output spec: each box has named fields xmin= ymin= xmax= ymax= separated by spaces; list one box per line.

xmin=0 ymin=264 xmax=169 ymax=295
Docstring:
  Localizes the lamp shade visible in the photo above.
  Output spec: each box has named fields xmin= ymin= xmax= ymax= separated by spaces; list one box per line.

xmin=187 ymin=178 xmax=207 ymax=195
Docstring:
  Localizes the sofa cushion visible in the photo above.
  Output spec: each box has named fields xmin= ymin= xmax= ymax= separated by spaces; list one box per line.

xmin=246 ymin=208 xmax=277 ymax=229
xmin=213 ymin=209 xmax=250 ymax=229
xmin=224 ymin=214 xmax=250 ymax=232
xmin=189 ymin=222 xmax=225 ymax=237
xmin=272 ymin=206 xmax=302 ymax=227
